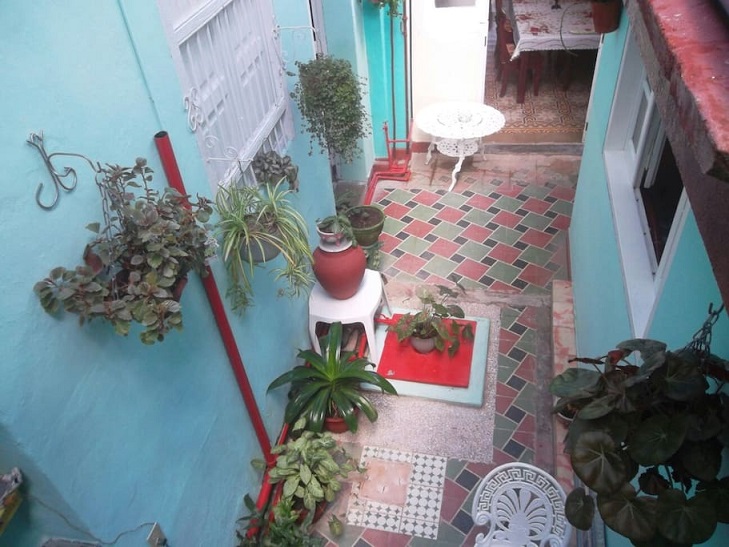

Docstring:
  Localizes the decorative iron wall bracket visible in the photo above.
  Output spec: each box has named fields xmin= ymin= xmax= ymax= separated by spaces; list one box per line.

xmin=27 ymin=131 xmax=101 ymax=210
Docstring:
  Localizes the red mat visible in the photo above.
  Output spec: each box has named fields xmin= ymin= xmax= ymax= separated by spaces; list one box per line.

xmin=376 ymin=314 xmax=477 ymax=388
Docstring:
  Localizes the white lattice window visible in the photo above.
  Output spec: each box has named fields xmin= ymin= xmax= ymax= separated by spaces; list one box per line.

xmin=158 ymin=0 xmax=293 ymax=189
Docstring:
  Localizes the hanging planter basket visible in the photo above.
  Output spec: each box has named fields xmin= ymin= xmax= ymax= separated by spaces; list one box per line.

xmin=591 ymin=0 xmax=622 ymax=34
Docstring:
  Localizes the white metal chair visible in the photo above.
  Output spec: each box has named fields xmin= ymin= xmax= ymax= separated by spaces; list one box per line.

xmin=471 ymin=462 xmax=572 ymax=547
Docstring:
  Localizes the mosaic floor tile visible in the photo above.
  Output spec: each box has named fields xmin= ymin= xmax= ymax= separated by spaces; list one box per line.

xmin=348 ymin=447 xmax=447 ymax=540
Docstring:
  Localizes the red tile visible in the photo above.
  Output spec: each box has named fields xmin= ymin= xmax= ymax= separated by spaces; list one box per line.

xmin=455 ymin=258 xmax=489 ymax=280
xmin=488 ymin=243 xmax=522 ymax=263
xmin=492 ymin=448 xmax=517 ymax=465
xmin=517 ymin=307 xmax=538 ymax=328
xmin=495 ymin=183 xmax=524 ymax=197
xmin=461 ymin=224 xmax=492 ymax=242
xmin=518 ymin=264 xmax=553 ymax=286
xmin=490 ymin=280 xmax=519 ymax=293
xmin=496 ymin=382 xmax=519 ymax=398
xmin=498 ymin=329 xmax=519 ymax=354
xmin=465 ymin=461 xmax=496 ymax=478
xmin=519 ymin=228 xmax=553 ymax=248
xmin=383 ymin=202 xmax=411 ymax=220
xmin=550 ymin=214 xmax=571 ymax=231
xmin=549 ymin=186 xmax=576 ymax=201
xmin=521 ymin=197 xmax=552 ymax=214
xmin=441 ymin=478 xmax=469 ymax=520
xmin=466 ymin=194 xmax=496 ymax=209
xmin=435 ymin=205 xmax=466 ymax=223
xmin=361 ymin=528 xmax=411 ymax=547
xmin=412 ymin=190 xmax=442 ymax=206
xmin=393 ymin=253 xmax=428 ymax=275
xmin=424 ymin=273 xmax=453 ymax=285
xmin=495 ymin=394 xmax=515 ymax=414
xmin=519 ymin=413 xmax=537 ymax=433
xmin=512 ymin=430 xmax=536 ymax=450
xmin=404 ymin=219 xmax=435 ymax=237
xmin=379 ymin=232 xmax=401 ymax=253
xmin=515 ymin=354 xmax=536 ymax=382
xmin=428 ymin=238 xmax=461 ymax=258
xmin=491 ymin=210 xmax=522 ymax=228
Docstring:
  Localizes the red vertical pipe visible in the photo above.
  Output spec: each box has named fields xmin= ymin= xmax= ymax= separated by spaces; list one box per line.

xmin=154 ymin=131 xmax=273 ymax=464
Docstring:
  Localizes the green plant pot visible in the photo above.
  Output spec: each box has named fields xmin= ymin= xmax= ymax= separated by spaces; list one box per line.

xmin=347 ymin=205 xmax=385 ymax=247
xmin=242 ymin=238 xmax=281 ymax=263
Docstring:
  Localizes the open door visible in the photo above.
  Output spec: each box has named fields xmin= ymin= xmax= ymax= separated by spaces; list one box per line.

xmin=409 ymin=0 xmax=490 ymax=142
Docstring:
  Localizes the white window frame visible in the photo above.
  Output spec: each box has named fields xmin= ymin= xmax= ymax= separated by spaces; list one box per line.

xmin=157 ymin=0 xmax=294 ymax=191
xmin=603 ymin=29 xmax=689 ymax=337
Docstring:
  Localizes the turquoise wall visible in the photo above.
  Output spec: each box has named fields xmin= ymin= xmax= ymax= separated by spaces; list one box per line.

xmin=570 ymin=10 xmax=729 ymax=547
xmin=0 ymin=1 xmax=335 ymax=545
xmin=362 ymin=3 xmax=408 ymax=158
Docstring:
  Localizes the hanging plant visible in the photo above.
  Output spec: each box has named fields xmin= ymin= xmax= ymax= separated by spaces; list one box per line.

xmin=34 ymin=159 xmax=215 ymax=344
xmin=370 ymin=0 xmax=400 ymax=17
xmin=290 ymin=56 xmax=371 ymax=163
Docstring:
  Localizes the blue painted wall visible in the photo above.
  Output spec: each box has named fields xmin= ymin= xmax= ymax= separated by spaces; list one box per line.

xmin=570 ymin=10 xmax=729 ymax=547
xmin=0 ymin=1 xmax=337 ymax=545
xmin=361 ymin=3 xmax=408 ymax=158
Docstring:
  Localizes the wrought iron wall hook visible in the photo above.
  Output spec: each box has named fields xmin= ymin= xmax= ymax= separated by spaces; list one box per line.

xmin=27 ymin=131 xmax=101 ymax=210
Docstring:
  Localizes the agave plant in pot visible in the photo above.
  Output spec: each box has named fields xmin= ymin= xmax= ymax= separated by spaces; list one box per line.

xmin=550 ymin=335 xmax=729 ymax=546
xmin=268 ymin=322 xmax=397 ymax=433
xmin=389 ymin=284 xmax=474 ymax=356
xmin=215 ymin=177 xmax=313 ymax=312
xmin=34 ymin=158 xmax=215 ymax=344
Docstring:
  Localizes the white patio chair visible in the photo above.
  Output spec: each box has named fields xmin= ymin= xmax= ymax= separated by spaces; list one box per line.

xmin=470 ymin=462 xmax=572 ymax=547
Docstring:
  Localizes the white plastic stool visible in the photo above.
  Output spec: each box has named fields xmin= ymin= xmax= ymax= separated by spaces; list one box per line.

xmin=308 ymin=269 xmax=389 ymax=365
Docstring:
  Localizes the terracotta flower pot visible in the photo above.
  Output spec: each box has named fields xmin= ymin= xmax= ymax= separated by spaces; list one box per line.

xmin=312 ymin=244 xmax=366 ymax=299
xmin=591 ymin=0 xmax=621 ymax=34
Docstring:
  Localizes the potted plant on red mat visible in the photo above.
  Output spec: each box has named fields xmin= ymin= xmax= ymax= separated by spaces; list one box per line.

xmin=389 ymin=284 xmax=475 ymax=356
xmin=267 ymin=322 xmax=398 ymax=433
xmin=591 ymin=0 xmax=621 ymax=34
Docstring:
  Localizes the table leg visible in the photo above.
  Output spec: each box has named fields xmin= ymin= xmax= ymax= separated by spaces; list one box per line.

xmin=425 ymin=140 xmax=436 ymax=165
xmin=449 ymin=153 xmax=466 ymax=192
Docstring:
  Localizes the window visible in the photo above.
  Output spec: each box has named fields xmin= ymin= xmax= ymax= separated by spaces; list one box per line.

xmin=158 ymin=0 xmax=293 ymax=189
xmin=604 ymin=29 xmax=688 ymax=336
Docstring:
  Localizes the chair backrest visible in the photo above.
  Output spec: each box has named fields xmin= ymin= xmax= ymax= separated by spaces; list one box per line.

xmin=471 ymin=462 xmax=572 ymax=547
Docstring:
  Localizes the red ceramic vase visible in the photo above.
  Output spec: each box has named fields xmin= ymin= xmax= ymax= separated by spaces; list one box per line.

xmin=312 ymin=244 xmax=366 ymax=299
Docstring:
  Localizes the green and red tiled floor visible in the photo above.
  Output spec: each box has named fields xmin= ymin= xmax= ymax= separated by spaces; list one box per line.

xmin=313 ymin=149 xmax=580 ymax=546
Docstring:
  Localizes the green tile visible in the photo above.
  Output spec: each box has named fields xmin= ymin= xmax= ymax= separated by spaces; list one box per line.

xmin=514 ymin=329 xmax=536 ymax=354
xmin=487 ymin=261 xmax=520 ymax=284
xmin=493 ymin=424 xmax=514 ymax=448
xmin=518 ymin=245 xmax=553 ymax=266
xmin=397 ymin=237 xmax=432 ymax=255
xmin=549 ymin=199 xmax=573 ymax=216
xmin=520 ymin=184 xmax=551 ymax=199
xmin=519 ymin=449 xmax=535 ymax=464
xmin=424 ymin=256 xmax=458 ymax=278
xmin=386 ymin=188 xmax=417 ymax=204
xmin=438 ymin=192 xmax=468 ymax=208
xmin=493 ymin=195 xmax=523 ymax=212
xmin=408 ymin=203 xmax=440 ymax=221
xmin=458 ymin=241 xmax=490 ymax=261
xmin=384 ymin=217 xmax=406 ymax=235
xmin=514 ymin=384 xmax=537 ymax=414
xmin=446 ymin=458 xmax=467 ymax=479
xmin=432 ymin=221 xmax=464 ymax=240
xmin=458 ymin=277 xmax=488 ymax=291
xmin=520 ymin=212 xmax=551 ymax=231
xmin=461 ymin=208 xmax=494 ymax=226
xmin=490 ymin=226 xmax=522 ymax=245
xmin=523 ymin=284 xmax=550 ymax=296
xmin=436 ymin=521 xmax=468 ymax=546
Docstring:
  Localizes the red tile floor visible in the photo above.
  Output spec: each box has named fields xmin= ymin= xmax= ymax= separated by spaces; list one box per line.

xmin=311 ymin=148 xmax=582 ymax=546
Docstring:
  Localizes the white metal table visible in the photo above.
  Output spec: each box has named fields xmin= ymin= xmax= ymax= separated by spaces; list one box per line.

xmin=415 ymin=102 xmax=506 ymax=191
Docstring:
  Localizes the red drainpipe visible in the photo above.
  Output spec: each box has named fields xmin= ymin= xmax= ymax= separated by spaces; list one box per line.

xmin=153 ymin=131 xmax=273 ymax=465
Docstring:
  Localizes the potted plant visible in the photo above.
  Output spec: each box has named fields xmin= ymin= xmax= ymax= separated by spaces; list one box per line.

xmin=550 ymin=338 xmax=729 ymax=546
xmin=236 ymin=494 xmax=323 ymax=547
xmin=290 ymin=56 xmax=370 ymax=163
xmin=34 ymin=158 xmax=215 ymax=344
xmin=315 ymin=213 xmax=355 ymax=249
xmin=251 ymin=150 xmax=299 ymax=192
xmin=264 ymin=417 xmax=361 ymax=514
xmin=345 ymin=205 xmax=385 ymax=248
xmin=370 ymin=0 xmax=400 ymax=17
xmin=267 ymin=322 xmax=398 ymax=433
xmin=215 ymin=179 xmax=313 ymax=312
xmin=389 ymin=283 xmax=475 ymax=356
xmin=591 ymin=0 xmax=621 ymax=34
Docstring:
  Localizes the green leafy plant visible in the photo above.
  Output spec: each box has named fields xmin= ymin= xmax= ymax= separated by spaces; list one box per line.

xmin=291 ymin=56 xmax=370 ymax=163
xmin=315 ymin=213 xmax=356 ymax=247
xmin=268 ymin=322 xmax=398 ymax=433
xmin=251 ymin=150 xmax=299 ymax=191
xmin=388 ymin=283 xmax=474 ymax=356
xmin=551 ymin=339 xmax=729 ymax=546
xmin=265 ymin=417 xmax=360 ymax=512
xmin=34 ymin=158 xmax=214 ymax=344
xmin=370 ymin=0 xmax=400 ymax=17
xmin=215 ymin=179 xmax=313 ymax=312
xmin=236 ymin=493 xmax=323 ymax=547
